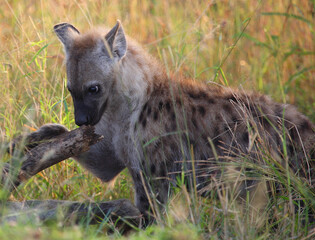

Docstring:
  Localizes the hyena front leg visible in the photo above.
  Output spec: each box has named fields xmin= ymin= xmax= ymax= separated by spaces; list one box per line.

xmin=3 ymin=124 xmax=69 ymax=191
xmin=131 ymin=169 xmax=169 ymax=225
xmin=2 ymin=126 xmax=143 ymax=231
xmin=4 ymin=199 xmax=142 ymax=231
xmin=7 ymin=124 xmax=69 ymax=154
xmin=2 ymin=125 xmax=101 ymax=191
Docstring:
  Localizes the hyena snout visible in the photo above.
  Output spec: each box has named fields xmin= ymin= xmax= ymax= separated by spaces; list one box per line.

xmin=74 ymin=104 xmax=100 ymax=126
xmin=73 ymin=97 xmax=103 ymax=126
xmin=75 ymin=112 xmax=91 ymax=126
xmin=73 ymin=101 xmax=94 ymax=126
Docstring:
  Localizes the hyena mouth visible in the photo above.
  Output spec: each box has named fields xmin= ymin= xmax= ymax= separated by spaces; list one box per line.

xmin=88 ymin=99 xmax=109 ymax=126
xmin=76 ymin=116 xmax=98 ymax=127
xmin=89 ymin=116 xmax=102 ymax=126
xmin=74 ymin=97 xmax=109 ymax=126
xmin=75 ymin=110 xmax=98 ymax=126
xmin=91 ymin=98 xmax=109 ymax=126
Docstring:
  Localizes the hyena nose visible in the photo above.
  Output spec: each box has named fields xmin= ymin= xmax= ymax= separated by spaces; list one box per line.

xmin=75 ymin=115 xmax=90 ymax=126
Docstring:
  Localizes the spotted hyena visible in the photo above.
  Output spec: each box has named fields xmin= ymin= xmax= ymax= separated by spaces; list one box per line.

xmin=47 ymin=21 xmax=315 ymax=222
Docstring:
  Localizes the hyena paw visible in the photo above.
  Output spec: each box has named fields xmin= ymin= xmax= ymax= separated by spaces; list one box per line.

xmin=30 ymin=124 xmax=69 ymax=140
xmin=8 ymin=124 xmax=69 ymax=154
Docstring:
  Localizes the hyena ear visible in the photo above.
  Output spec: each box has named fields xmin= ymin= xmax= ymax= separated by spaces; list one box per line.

xmin=53 ymin=23 xmax=80 ymax=48
xmin=105 ymin=20 xmax=127 ymax=59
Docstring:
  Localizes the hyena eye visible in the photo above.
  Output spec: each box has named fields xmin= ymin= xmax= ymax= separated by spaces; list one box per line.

xmin=88 ymin=85 xmax=99 ymax=94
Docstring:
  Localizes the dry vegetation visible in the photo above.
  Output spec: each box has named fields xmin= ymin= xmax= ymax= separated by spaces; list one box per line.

xmin=0 ymin=0 xmax=314 ymax=239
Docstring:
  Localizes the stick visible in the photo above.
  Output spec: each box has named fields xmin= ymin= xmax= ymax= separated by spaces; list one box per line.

xmin=1 ymin=125 xmax=103 ymax=192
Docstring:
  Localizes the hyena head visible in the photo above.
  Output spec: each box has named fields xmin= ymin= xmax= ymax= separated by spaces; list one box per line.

xmin=54 ymin=21 xmax=127 ymax=126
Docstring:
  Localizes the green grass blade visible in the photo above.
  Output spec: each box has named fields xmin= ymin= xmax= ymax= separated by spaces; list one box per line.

xmin=261 ymin=12 xmax=312 ymax=25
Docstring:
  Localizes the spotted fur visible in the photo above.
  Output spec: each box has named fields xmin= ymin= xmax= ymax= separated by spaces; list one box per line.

xmin=53 ymin=21 xmax=315 ymax=218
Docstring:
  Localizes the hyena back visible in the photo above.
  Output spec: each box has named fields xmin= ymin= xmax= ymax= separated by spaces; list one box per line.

xmin=53 ymin=21 xmax=315 ymax=218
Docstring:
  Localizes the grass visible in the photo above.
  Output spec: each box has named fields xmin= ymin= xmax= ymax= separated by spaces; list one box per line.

xmin=0 ymin=0 xmax=314 ymax=239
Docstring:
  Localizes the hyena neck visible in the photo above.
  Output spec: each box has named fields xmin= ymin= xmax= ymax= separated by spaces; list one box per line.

xmin=115 ymin=40 xmax=166 ymax=109
xmin=97 ymin=38 xmax=168 ymax=132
